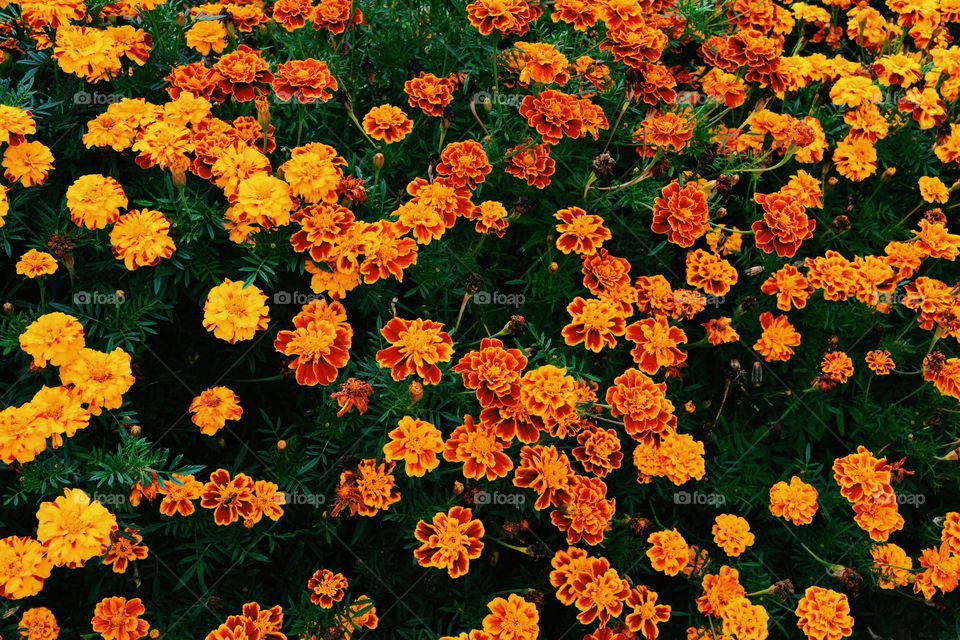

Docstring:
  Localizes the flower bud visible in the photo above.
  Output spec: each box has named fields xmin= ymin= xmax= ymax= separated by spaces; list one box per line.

xmin=277 ymin=439 xmax=287 ymax=451
xmin=409 ymin=381 xmax=423 ymax=403
xmin=548 ymin=262 xmax=559 ymax=273
xmin=373 ymin=153 xmax=384 ymax=169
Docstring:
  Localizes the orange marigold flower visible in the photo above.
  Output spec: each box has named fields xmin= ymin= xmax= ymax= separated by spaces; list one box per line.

xmin=606 ymin=368 xmax=676 ymax=442
xmin=18 ymin=311 xmax=84 ymax=369
xmin=646 ymin=529 xmax=690 ymax=576
xmin=330 ymin=377 xmax=373 ymax=416
xmin=200 ymin=469 xmax=256 ymax=526
xmin=414 ymin=506 xmax=485 ymax=579
xmin=444 ymin=414 xmax=513 ymax=480
xmin=467 ymin=0 xmax=542 ymax=36
xmin=513 ymin=445 xmax=573 ymax=510
xmin=624 ymin=585 xmax=671 ymax=639
xmin=472 ymin=200 xmax=510 ymax=237
xmin=562 ymin=296 xmax=627 ymax=352
xmin=282 ymin=142 xmax=347 ymax=204
xmin=805 ymin=251 xmax=858 ymax=301
xmin=65 ymin=174 xmax=127 ymax=230
xmin=554 ymin=207 xmax=610 ymax=256
xmin=307 ymin=569 xmax=348 ymax=607
xmin=519 ymin=364 xmax=579 ymax=425
xmin=331 ymin=459 xmax=401 ymax=517
xmin=721 ymin=597 xmax=769 ymax=640
xmin=571 ymin=557 xmax=630 ymax=625
xmin=515 ymin=41 xmax=570 ymax=85
xmin=384 ymin=416 xmax=444 ymax=477
xmin=362 ymin=104 xmax=414 ymax=143
xmin=696 ymin=565 xmax=745 ymax=617
xmin=19 ymin=606 xmax=59 ymax=640
xmin=437 ymin=140 xmax=492 ymax=189
xmin=685 ymin=249 xmax=738 ymax=297
xmin=404 ymin=72 xmax=455 ymax=117
xmin=505 ymin=140 xmax=555 ymax=189
xmin=573 ymin=426 xmax=623 ymax=477
xmin=240 ymin=601 xmax=285 ymax=640
xmin=376 ymin=317 xmax=453 ymax=385
xmin=753 ymin=312 xmax=801 ymax=363
xmin=102 ymin=528 xmax=149 ymax=574
xmin=625 ymin=315 xmax=688 ymax=375
xmin=0 ymin=536 xmax=53 ymax=599
xmin=769 ymin=476 xmax=819 ymax=525
xmin=246 ymin=480 xmax=285 ymax=525
xmin=833 ymin=445 xmax=892 ymax=504
xmin=752 ymin=191 xmax=816 ymax=258
xmin=3 ymin=141 xmax=54 ymax=187
xmin=794 ymin=586 xmax=854 ymax=640
xmin=633 ymin=111 xmax=694 ymax=157
xmin=702 ymin=317 xmax=740 ymax=346
xmin=58 ymin=347 xmax=134 ymax=415
xmin=453 ymin=337 xmax=527 ymax=408
xmin=760 ymin=265 xmax=814 ymax=311
xmin=109 ymin=209 xmax=176 ymax=270
xmin=919 ymin=176 xmax=950 ymax=204
xmin=712 ymin=514 xmax=755 ymax=557
xmin=273 ymin=59 xmax=338 ymax=104
xmin=91 ymin=597 xmax=149 ymax=640
xmin=312 ymin=0 xmax=363 ymax=34
xmin=870 ymin=543 xmax=913 ymax=589
xmin=185 ymin=19 xmax=227 ymax=56
xmin=202 ymin=279 xmax=270 ymax=344
xmin=158 ymin=474 xmax=203 ymax=517
xmin=549 ymin=546 xmax=591 ymax=605
xmin=482 ymin=594 xmax=540 ymax=640
xmin=358 ymin=220 xmax=419 ymax=283
xmin=551 ymin=475 xmax=616 ymax=545
xmin=0 ymin=105 xmax=37 ymax=145
xmin=914 ymin=544 xmax=960 ymax=599
xmin=820 ymin=351 xmax=854 ymax=384
xmin=15 ymin=250 xmax=57 ymax=278
xmin=274 ymin=299 xmax=353 ymax=386
xmin=833 ymin=135 xmax=877 ymax=182
xmin=273 ymin=0 xmax=314 ymax=30
xmin=852 ymin=492 xmax=904 ymax=542
xmin=189 ymin=386 xmax=243 ymax=436
xmin=213 ymin=45 xmax=274 ymax=102
xmin=913 ymin=219 xmax=960 ymax=260
xmin=37 ymin=488 xmax=116 ymax=568
xmin=518 ymin=89 xmax=584 ymax=145
xmin=865 ymin=350 xmax=895 ymax=375
xmin=582 ymin=249 xmax=631 ymax=297
xmin=651 ymin=180 xmax=710 ymax=248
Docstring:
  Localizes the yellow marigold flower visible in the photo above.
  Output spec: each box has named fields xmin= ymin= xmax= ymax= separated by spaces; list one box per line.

xmin=769 ymin=476 xmax=819 ymax=525
xmin=0 ymin=536 xmax=52 ymax=599
xmin=227 ymin=174 xmax=296 ymax=232
xmin=66 ymin=174 xmax=128 ymax=230
xmin=413 ymin=505 xmax=485 ymax=578
xmin=383 ymin=416 xmax=444 ymax=476
xmin=58 ymin=348 xmax=135 ymax=415
xmin=18 ymin=312 xmax=86 ymax=368
xmin=0 ymin=104 xmax=37 ymax=144
xmin=721 ymin=597 xmax=769 ymax=640
xmin=794 ymin=586 xmax=854 ymax=640
xmin=833 ymin=135 xmax=877 ymax=182
xmin=18 ymin=606 xmax=59 ymax=640
xmin=712 ymin=514 xmax=755 ymax=557
xmin=109 ymin=209 xmax=176 ymax=270
xmin=280 ymin=143 xmax=346 ymax=204
xmin=865 ymin=350 xmax=895 ymax=375
xmin=30 ymin=385 xmax=91 ymax=447
xmin=185 ymin=19 xmax=228 ymax=55
xmin=2 ymin=141 xmax=54 ymax=187
xmin=132 ymin=121 xmax=194 ymax=171
xmin=870 ymin=543 xmax=913 ymax=589
xmin=52 ymin=25 xmax=122 ymax=82
xmin=15 ymin=249 xmax=57 ymax=278
xmin=202 ymin=278 xmax=270 ymax=344
xmin=362 ymin=104 xmax=414 ymax=144
xmin=0 ymin=403 xmax=45 ymax=464
xmin=919 ymin=176 xmax=949 ymax=203
xmin=647 ymin=528 xmax=690 ymax=576
xmin=189 ymin=386 xmax=243 ymax=436
xmin=36 ymin=488 xmax=117 ymax=568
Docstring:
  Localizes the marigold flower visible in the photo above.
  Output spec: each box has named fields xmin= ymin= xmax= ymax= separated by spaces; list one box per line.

xmin=505 ymin=141 xmax=555 ymax=189
xmin=702 ymin=317 xmax=739 ymax=346
xmin=685 ymin=249 xmax=738 ymax=297
xmin=273 ymin=0 xmax=313 ymax=29
xmin=752 ymin=191 xmax=816 ymax=258
xmin=624 ymin=585 xmax=671 ymax=639
xmin=919 ymin=176 xmax=949 ymax=204
xmin=332 ymin=459 xmax=401 ymax=517
xmin=518 ymin=89 xmax=584 ymax=145
xmin=453 ymin=338 xmax=527 ymax=409
xmin=519 ymin=364 xmax=579 ymax=425
xmin=554 ymin=207 xmax=610 ymax=255
xmin=404 ymin=72 xmax=455 ymax=117
xmin=273 ymin=59 xmax=338 ymax=104
xmin=376 ymin=317 xmax=453 ymax=385
xmin=0 ymin=536 xmax=52 ymax=599
xmin=606 ymin=368 xmax=676 ymax=442
xmin=769 ymin=476 xmax=819 ymax=525
xmin=109 ymin=209 xmax=175 ymax=270
xmin=832 ymin=445 xmax=892 ymax=503
xmin=437 ymin=140 xmax=492 ymax=189
xmin=696 ymin=565 xmax=745 ymax=617
xmin=562 ymin=296 xmax=627 ymax=352
xmin=312 ymin=0 xmax=362 ymax=34
xmin=852 ymin=492 xmax=904 ymax=542
xmin=205 ymin=615 xmax=261 ymax=640
xmin=633 ymin=111 xmax=694 ymax=156
xmin=651 ymin=180 xmax=710 ymax=248
xmin=15 ymin=250 xmax=57 ymax=278
xmin=330 ymin=377 xmax=373 ymax=416
xmin=200 ymin=469 xmax=256 ymax=526
xmin=102 ymin=528 xmax=149 ymax=574
xmin=414 ymin=506 xmax=485 ymax=579
xmin=444 ymin=414 xmax=513 ymax=480
xmin=515 ymin=41 xmax=570 ymax=85
xmin=65 ymin=174 xmax=128 ymax=230
xmin=833 ymin=135 xmax=877 ymax=182
xmin=551 ymin=475 xmax=616 ymax=545
xmin=805 ymin=251 xmax=858 ymax=301
xmin=36 ymin=488 xmax=116 ymax=568
xmin=753 ymin=312 xmax=801 ymax=363
xmin=914 ymin=544 xmax=960 ymax=599
xmin=625 ymin=315 xmax=688 ymax=375
xmin=913 ymin=219 xmax=960 ymax=261
xmin=132 ymin=121 xmax=193 ymax=172
xmin=482 ymin=594 xmax=539 ymax=640
xmin=467 ymin=0 xmax=542 ymax=36
xmin=761 ymin=265 xmax=814 ymax=311
xmin=549 ymin=546 xmax=591 ymax=604
xmin=282 ymin=142 xmax=347 ymax=204
xmin=202 ymin=279 xmax=270 ymax=344
xmin=185 ymin=19 xmax=227 ymax=56
xmin=382 ymin=416 xmax=443 ymax=476
xmin=0 ymin=105 xmax=37 ymax=145
xmin=712 ymin=514 xmax=755 ymax=557
xmin=189 ymin=386 xmax=243 ymax=436
xmin=513 ymin=445 xmax=573 ymax=510
xmin=247 ymin=480 xmax=285 ymax=523
xmin=820 ymin=351 xmax=854 ymax=384
xmin=158 ymin=474 xmax=203 ymax=517
xmin=795 ymin=586 xmax=854 ymax=640
xmin=647 ymin=529 xmax=690 ymax=576
xmin=362 ymin=104 xmax=414 ymax=143
xmin=91 ymin=597 xmax=149 ymax=640
xmin=213 ymin=45 xmax=274 ymax=102
xmin=3 ymin=141 xmax=54 ymax=187
xmin=571 ymin=557 xmax=630 ymax=625
xmin=240 ymin=602 xmax=285 ymax=640
xmin=307 ymin=569 xmax=348 ymax=607
xmin=573 ymin=426 xmax=623 ymax=477
xmin=19 ymin=606 xmax=59 ymax=640
xmin=274 ymin=299 xmax=353 ymax=386
xmin=721 ymin=597 xmax=769 ymax=640
xmin=58 ymin=347 xmax=134 ymax=415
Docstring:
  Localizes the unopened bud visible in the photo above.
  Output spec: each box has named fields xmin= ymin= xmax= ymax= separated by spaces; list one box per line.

xmin=409 ymin=381 xmax=423 ymax=403
xmin=373 ymin=153 xmax=384 ymax=169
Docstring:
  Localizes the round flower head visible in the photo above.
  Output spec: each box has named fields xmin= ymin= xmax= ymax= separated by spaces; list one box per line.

xmin=109 ymin=209 xmax=176 ymax=270
xmin=15 ymin=250 xmax=58 ymax=278
xmin=90 ymin=597 xmax=149 ymax=640
xmin=19 ymin=312 xmax=86 ymax=368
xmin=795 ymin=586 xmax=854 ymax=640
xmin=307 ymin=569 xmax=348 ymax=607
xmin=189 ymin=386 xmax=243 ymax=435
xmin=202 ymin=278 xmax=270 ymax=344
xmin=66 ymin=174 xmax=128 ymax=230
xmin=712 ymin=514 xmax=755 ymax=557
xmin=274 ymin=299 xmax=353 ymax=386
xmin=769 ymin=476 xmax=819 ymax=525
xmin=36 ymin=488 xmax=117 ymax=568
xmin=19 ymin=606 xmax=59 ymax=640
xmin=482 ymin=593 xmax=539 ymax=640
xmin=58 ymin=347 xmax=135 ymax=415
xmin=0 ymin=536 xmax=53 ymax=599
xmin=362 ymin=104 xmax=413 ymax=143
xmin=3 ymin=141 xmax=54 ymax=187
xmin=375 ymin=317 xmax=453 ymax=385
xmin=383 ymin=416 xmax=444 ymax=476
xmin=413 ymin=506 xmax=485 ymax=578
xmin=646 ymin=528 xmax=690 ymax=576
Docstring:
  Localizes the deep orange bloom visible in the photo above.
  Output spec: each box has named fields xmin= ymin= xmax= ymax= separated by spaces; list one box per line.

xmin=562 ymin=296 xmax=627 ymax=352
xmin=414 ymin=506 xmax=485 ymax=578
xmin=274 ymin=300 xmax=353 ymax=386
xmin=273 ymin=59 xmax=338 ymax=103
xmin=519 ymin=89 xmax=583 ymax=145
xmin=102 ymin=528 xmax=149 ymax=574
xmin=752 ymin=191 xmax=816 ymax=258
xmin=794 ymin=587 xmax=854 ymax=640
xmin=550 ymin=475 xmax=616 ymax=545
xmin=570 ymin=557 xmax=630 ymax=625
xmin=865 ymin=350 xmax=895 ymax=375
xmin=213 ymin=45 xmax=274 ymax=102
xmin=189 ymin=386 xmax=242 ymax=436
xmin=624 ymin=586 xmax=671 ymax=639
xmin=651 ymin=180 xmax=710 ymax=248
xmin=312 ymin=0 xmax=362 ymax=34
xmin=404 ymin=72 xmax=455 ymax=117
xmin=306 ymin=569 xmax=348 ymax=608
xmin=685 ymin=249 xmax=738 ymax=297
xmin=573 ymin=426 xmax=624 ymax=477
xmin=753 ymin=312 xmax=801 ymax=363
xmin=466 ymin=0 xmax=542 ymax=36
xmin=200 ymin=469 xmax=255 ymax=526
xmin=362 ymin=105 xmax=414 ymax=143
xmin=482 ymin=594 xmax=539 ymax=639
xmin=761 ymin=265 xmax=814 ymax=311
xmin=646 ymin=529 xmax=689 ymax=576
xmin=383 ymin=416 xmax=444 ymax=476
xmin=90 ymin=597 xmax=149 ymax=640
xmin=769 ymin=476 xmax=819 ymax=525
xmin=506 ymin=141 xmax=556 ymax=189
xmin=444 ymin=414 xmax=513 ymax=480
xmin=625 ymin=316 xmax=688 ymax=375
xmin=606 ymin=368 xmax=677 ymax=442
xmin=376 ymin=317 xmax=454 ymax=385
xmin=453 ymin=337 xmax=528 ymax=408
xmin=158 ymin=474 xmax=203 ymax=517
xmin=712 ymin=514 xmax=755 ymax=557
xmin=554 ymin=206 xmax=610 ymax=255
xmin=832 ymin=446 xmax=892 ymax=504
xmin=582 ymin=249 xmax=631 ymax=297
xmin=436 ymin=140 xmax=491 ymax=189
xmin=513 ymin=445 xmax=573 ymax=510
